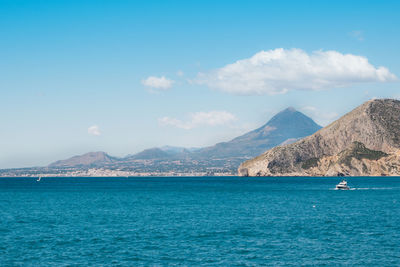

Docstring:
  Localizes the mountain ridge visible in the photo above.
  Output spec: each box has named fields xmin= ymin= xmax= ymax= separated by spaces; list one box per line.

xmin=47 ymin=107 xmax=322 ymax=170
xmin=49 ymin=151 xmax=117 ymax=168
xmin=193 ymin=107 xmax=322 ymax=159
xmin=239 ymin=99 xmax=400 ymax=176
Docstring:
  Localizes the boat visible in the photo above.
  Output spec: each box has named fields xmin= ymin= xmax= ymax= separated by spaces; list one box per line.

xmin=36 ymin=176 xmax=42 ymax=182
xmin=335 ymin=179 xmax=350 ymax=190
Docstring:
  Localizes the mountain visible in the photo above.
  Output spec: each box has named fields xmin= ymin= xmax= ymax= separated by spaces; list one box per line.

xmin=160 ymin=146 xmax=200 ymax=154
xmin=127 ymin=146 xmax=200 ymax=159
xmin=45 ymin=107 xmax=322 ymax=173
xmin=195 ymin=107 xmax=322 ymax=159
xmin=119 ymin=107 xmax=321 ymax=162
xmin=127 ymin=148 xmax=171 ymax=160
xmin=238 ymin=99 xmax=400 ymax=177
xmin=49 ymin=152 xmax=116 ymax=168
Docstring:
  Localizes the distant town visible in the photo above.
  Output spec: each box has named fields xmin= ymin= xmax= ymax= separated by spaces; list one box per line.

xmin=0 ymin=166 xmax=236 ymax=178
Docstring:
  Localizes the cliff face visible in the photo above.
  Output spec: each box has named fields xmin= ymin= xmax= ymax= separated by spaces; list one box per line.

xmin=238 ymin=99 xmax=400 ymax=176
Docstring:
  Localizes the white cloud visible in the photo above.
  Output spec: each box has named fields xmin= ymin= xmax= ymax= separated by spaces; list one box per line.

xmin=196 ymin=48 xmax=397 ymax=95
xmin=159 ymin=111 xmax=237 ymax=130
xmin=142 ymin=76 xmax=174 ymax=90
xmin=301 ymin=106 xmax=339 ymax=126
xmin=176 ymin=70 xmax=184 ymax=77
xmin=88 ymin=125 xmax=101 ymax=136
xmin=350 ymin=30 xmax=364 ymax=41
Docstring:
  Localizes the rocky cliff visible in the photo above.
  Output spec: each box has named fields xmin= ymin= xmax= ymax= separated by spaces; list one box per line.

xmin=238 ymin=99 xmax=400 ymax=176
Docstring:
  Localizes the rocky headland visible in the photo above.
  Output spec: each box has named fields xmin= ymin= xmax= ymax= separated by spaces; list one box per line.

xmin=239 ymin=99 xmax=400 ymax=176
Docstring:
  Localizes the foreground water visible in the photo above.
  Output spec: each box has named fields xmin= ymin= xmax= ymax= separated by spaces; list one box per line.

xmin=1 ymin=177 xmax=400 ymax=266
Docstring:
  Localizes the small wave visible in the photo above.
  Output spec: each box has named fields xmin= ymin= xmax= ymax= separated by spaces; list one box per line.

xmin=353 ymin=187 xmax=393 ymax=190
xmin=330 ymin=187 xmax=394 ymax=190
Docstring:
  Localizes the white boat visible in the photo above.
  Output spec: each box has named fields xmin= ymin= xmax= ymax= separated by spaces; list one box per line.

xmin=36 ymin=176 xmax=41 ymax=182
xmin=335 ymin=179 xmax=350 ymax=190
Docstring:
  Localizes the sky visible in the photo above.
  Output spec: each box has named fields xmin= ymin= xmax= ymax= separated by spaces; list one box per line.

xmin=1 ymin=0 xmax=399 ymax=168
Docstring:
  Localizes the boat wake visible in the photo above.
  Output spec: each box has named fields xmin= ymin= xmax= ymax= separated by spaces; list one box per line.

xmin=330 ymin=187 xmax=394 ymax=190
xmin=353 ymin=187 xmax=393 ymax=190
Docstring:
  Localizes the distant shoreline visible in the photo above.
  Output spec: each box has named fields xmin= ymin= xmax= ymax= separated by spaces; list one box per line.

xmin=2 ymin=175 xmax=400 ymax=178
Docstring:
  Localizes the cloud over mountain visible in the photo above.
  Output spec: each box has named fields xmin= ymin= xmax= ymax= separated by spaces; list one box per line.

xmin=159 ymin=111 xmax=236 ymax=130
xmin=196 ymin=48 xmax=397 ymax=95
xmin=88 ymin=125 xmax=101 ymax=136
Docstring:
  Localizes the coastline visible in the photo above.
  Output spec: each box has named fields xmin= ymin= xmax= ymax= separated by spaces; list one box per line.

xmin=0 ymin=168 xmax=236 ymax=178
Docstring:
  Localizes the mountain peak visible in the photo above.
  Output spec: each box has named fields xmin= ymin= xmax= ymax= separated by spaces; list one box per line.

xmin=269 ymin=107 xmax=298 ymax=121
xmin=197 ymin=107 xmax=321 ymax=160
xmin=283 ymin=107 xmax=296 ymax=112
xmin=265 ymin=107 xmax=321 ymax=131
xmin=127 ymin=148 xmax=170 ymax=160
xmin=49 ymin=151 xmax=115 ymax=167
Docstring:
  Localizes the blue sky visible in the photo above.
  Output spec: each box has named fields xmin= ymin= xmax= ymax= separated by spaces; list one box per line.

xmin=1 ymin=0 xmax=399 ymax=168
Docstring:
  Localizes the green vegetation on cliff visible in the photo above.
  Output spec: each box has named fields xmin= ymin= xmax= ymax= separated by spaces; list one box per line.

xmin=301 ymin=157 xmax=320 ymax=169
xmin=337 ymin=141 xmax=387 ymax=167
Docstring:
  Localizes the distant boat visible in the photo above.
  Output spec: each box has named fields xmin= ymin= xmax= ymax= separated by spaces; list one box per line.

xmin=335 ymin=179 xmax=350 ymax=190
xmin=36 ymin=176 xmax=42 ymax=182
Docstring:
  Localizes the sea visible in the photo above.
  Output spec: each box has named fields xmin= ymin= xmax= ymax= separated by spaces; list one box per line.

xmin=0 ymin=176 xmax=399 ymax=266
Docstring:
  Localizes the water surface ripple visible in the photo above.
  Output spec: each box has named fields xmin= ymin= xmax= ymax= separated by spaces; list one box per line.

xmin=1 ymin=177 xmax=399 ymax=266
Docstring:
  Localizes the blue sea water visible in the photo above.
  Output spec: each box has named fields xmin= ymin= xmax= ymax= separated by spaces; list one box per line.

xmin=0 ymin=177 xmax=400 ymax=266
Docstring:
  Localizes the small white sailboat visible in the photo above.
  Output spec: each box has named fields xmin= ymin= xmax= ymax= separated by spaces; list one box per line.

xmin=36 ymin=176 xmax=42 ymax=182
xmin=335 ymin=179 xmax=350 ymax=190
